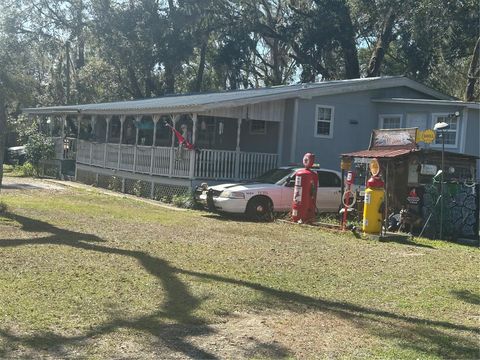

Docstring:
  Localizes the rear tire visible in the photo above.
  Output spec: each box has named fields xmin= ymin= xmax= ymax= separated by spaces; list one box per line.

xmin=246 ymin=197 xmax=273 ymax=222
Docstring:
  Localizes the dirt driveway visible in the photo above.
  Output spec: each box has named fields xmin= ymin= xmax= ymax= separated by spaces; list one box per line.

xmin=1 ymin=177 xmax=66 ymax=192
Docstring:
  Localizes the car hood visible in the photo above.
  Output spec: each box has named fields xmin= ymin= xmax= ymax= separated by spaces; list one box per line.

xmin=209 ymin=182 xmax=280 ymax=192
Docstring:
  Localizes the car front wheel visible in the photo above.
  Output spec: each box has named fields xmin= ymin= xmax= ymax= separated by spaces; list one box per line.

xmin=246 ymin=197 xmax=273 ymax=221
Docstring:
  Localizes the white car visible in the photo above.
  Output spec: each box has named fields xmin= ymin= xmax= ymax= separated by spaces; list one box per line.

xmin=195 ymin=167 xmax=342 ymax=220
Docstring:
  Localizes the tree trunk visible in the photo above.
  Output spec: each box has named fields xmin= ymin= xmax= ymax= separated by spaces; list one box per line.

xmin=127 ymin=66 xmax=144 ymax=99
xmin=164 ymin=63 xmax=175 ymax=94
xmin=366 ymin=8 xmax=396 ymax=78
xmin=194 ymin=41 xmax=207 ymax=93
xmin=337 ymin=4 xmax=360 ymax=79
xmin=465 ymin=36 xmax=480 ymax=102
xmin=0 ymin=91 xmax=6 ymax=191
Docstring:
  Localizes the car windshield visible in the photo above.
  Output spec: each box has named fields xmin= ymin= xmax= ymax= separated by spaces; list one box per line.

xmin=251 ymin=168 xmax=293 ymax=184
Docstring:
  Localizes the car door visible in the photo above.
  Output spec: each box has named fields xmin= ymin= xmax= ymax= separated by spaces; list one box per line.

xmin=316 ymin=170 xmax=342 ymax=212
xmin=279 ymin=173 xmax=296 ymax=211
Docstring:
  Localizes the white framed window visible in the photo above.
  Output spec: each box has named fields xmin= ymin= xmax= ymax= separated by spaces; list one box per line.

xmin=314 ymin=105 xmax=334 ymax=138
xmin=249 ymin=120 xmax=267 ymax=135
xmin=379 ymin=114 xmax=402 ymax=129
xmin=432 ymin=113 xmax=459 ymax=148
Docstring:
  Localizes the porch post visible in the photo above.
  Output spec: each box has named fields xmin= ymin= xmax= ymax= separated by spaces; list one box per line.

xmin=169 ymin=115 xmax=179 ymax=177
xmin=61 ymin=115 xmax=66 ymax=138
xmin=133 ymin=115 xmax=141 ymax=173
xmin=61 ymin=114 xmax=66 ymax=160
xmin=77 ymin=115 xmax=81 ymax=139
xmin=49 ymin=116 xmax=53 ymax=137
xmin=235 ymin=116 xmax=242 ymax=180
xmin=89 ymin=115 xmax=96 ymax=165
xmin=150 ymin=115 xmax=160 ymax=175
xmin=189 ymin=113 xmax=198 ymax=179
xmin=104 ymin=116 xmax=111 ymax=168
xmin=277 ymin=119 xmax=284 ymax=167
xmin=118 ymin=115 xmax=126 ymax=170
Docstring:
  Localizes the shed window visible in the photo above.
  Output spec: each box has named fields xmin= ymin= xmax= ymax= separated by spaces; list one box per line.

xmin=315 ymin=106 xmax=334 ymax=138
xmin=249 ymin=120 xmax=266 ymax=135
xmin=379 ymin=115 xmax=402 ymax=129
xmin=433 ymin=114 xmax=458 ymax=146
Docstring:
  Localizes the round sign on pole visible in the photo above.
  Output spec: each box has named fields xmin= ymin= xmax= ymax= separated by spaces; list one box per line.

xmin=369 ymin=158 xmax=380 ymax=176
xmin=340 ymin=158 xmax=352 ymax=170
xmin=422 ymin=129 xmax=436 ymax=144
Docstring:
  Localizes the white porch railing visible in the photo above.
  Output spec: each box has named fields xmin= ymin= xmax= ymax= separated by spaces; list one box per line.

xmin=105 ymin=144 xmax=119 ymax=168
xmin=238 ymin=152 xmax=279 ymax=180
xmin=75 ymin=140 xmax=278 ymax=180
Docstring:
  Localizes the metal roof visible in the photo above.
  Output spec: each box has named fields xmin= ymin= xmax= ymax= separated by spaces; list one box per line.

xmin=23 ymin=76 xmax=453 ymax=115
xmin=341 ymin=148 xmax=419 ymax=159
xmin=342 ymin=148 xmax=479 ymax=160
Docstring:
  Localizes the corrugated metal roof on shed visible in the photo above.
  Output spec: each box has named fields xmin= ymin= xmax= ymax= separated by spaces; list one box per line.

xmin=341 ymin=148 xmax=419 ymax=158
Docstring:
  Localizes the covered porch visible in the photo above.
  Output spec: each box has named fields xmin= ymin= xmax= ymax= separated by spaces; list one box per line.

xmin=33 ymin=106 xmax=282 ymax=181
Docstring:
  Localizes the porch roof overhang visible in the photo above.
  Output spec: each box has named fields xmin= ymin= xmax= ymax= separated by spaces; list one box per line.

xmin=23 ymin=76 xmax=453 ymax=116
xmin=341 ymin=147 xmax=420 ymax=159
xmin=341 ymin=148 xmax=479 ymax=160
xmin=371 ymin=98 xmax=480 ymax=109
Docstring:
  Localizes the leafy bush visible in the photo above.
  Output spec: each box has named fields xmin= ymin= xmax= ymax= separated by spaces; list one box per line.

xmin=3 ymin=165 xmax=14 ymax=174
xmin=18 ymin=162 xmax=36 ymax=177
xmin=2 ymin=163 xmax=35 ymax=177
xmin=24 ymin=133 xmax=55 ymax=176
xmin=132 ymin=180 xmax=149 ymax=197
xmin=159 ymin=195 xmax=172 ymax=203
xmin=108 ymin=176 xmax=122 ymax=192
xmin=171 ymin=194 xmax=195 ymax=209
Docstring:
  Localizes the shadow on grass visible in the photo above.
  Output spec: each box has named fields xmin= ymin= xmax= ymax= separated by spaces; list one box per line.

xmin=0 ymin=211 xmax=477 ymax=358
xmin=201 ymin=213 xmax=253 ymax=222
xmin=452 ymin=290 xmax=480 ymax=305
xmin=379 ymin=234 xmax=436 ymax=249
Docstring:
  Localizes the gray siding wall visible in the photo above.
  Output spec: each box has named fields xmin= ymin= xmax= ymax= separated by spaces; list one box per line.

xmin=465 ymin=109 xmax=480 ymax=156
xmin=375 ymin=103 xmax=465 ymax=149
xmin=240 ymin=121 xmax=279 ymax=153
xmin=464 ymin=109 xmax=480 ymax=180
xmin=292 ymin=91 xmax=379 ymax=170
xmin=291 ymin=86 xmax=475 ymax=172
xmin=280 ymin=99 xmax=295 ymax=164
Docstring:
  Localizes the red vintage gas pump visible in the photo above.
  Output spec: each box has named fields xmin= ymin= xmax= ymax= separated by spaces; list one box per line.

xmin=292 ymin=153 xmax=319 ymax=223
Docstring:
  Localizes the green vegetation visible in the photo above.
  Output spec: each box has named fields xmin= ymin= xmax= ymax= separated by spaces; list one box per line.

xmin=0 ymin=181 xmax=478 ymax=358
xmin=24 ymin=133 xmax=55 ymax=176
xmin=3 ymin=163 xmax=36 ymax=177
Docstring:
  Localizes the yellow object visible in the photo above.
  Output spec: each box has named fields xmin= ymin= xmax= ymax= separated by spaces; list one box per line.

xmin=362 ymin=187 xmax=385 ymax=234
xmin=340 ymin=158 xmax=352 ymax=170
xmin=416 ymin=129 xmax=436 ymax=144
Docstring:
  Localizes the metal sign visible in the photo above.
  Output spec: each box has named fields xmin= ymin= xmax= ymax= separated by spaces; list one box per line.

xmin=420 ymin=164 xmax=438 ymax=175
xmin=340 ymin=158 xmax=352 ymax=170
xmin=371 ymin=128 xmax=417 ymax=149
xmin=354 ymin=157 xmax=371 ymax=164
xmin=416 ymin=129 xmax=436 ymax=144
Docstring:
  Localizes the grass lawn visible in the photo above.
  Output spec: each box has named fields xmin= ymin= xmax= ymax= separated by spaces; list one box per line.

xmin=0 ymin=177 xmax=478 ymax=359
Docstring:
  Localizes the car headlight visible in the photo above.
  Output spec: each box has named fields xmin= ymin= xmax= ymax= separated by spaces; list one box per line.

xmin=219 ymin=190 xmax=245 ymax=199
